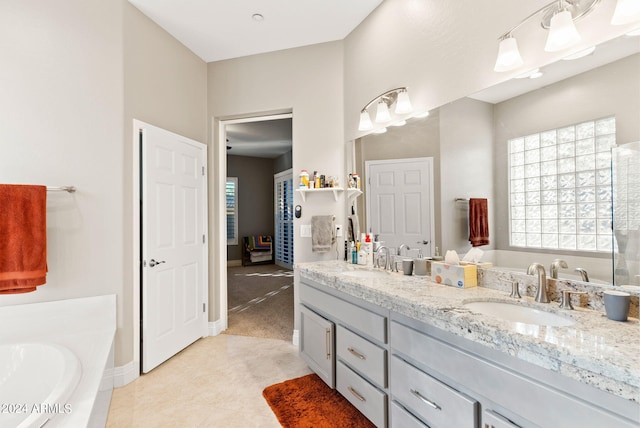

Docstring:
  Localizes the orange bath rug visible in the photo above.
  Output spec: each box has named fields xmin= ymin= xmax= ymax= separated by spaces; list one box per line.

xmin=263 ymin=373 xmax=375 ymax=428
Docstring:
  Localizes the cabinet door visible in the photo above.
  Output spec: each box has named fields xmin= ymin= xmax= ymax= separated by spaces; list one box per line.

xmin=482 ymin=410 xmax=520 ymax=428
xmin=300 ymin=305 xmax=335 ymax=388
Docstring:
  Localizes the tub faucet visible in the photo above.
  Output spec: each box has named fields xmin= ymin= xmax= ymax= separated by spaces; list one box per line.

xmin=375 ymin=246 xmax=391 ymax=270
xmin=575 ymin=268 xmax=589 ymax=282
xmin=527 ymin=263 xmax=549 ymax=303
xmin=550 ymin=259 xmax=568 ymax=279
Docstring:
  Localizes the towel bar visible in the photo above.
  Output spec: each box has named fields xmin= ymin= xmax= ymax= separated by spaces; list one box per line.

xmin=47 ymin=186 xmax=76 ymax=193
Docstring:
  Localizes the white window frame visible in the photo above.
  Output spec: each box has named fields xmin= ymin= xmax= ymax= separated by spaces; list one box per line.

xmin=226 ymin=177 xmax=238 ymax=245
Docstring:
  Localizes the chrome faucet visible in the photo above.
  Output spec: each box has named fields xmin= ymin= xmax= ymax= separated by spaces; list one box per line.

xmin=575 ymin=268 xmax=589 ymax=282
xmin=550 ymin=259 xmax=568 ymax=279
xmin=527 ymin=263 xmax=549 ymax=303
xmin=375 ymin=246 xmax=391 ymax=270
xmin=398 ymin=244 xmax=410 ymax=256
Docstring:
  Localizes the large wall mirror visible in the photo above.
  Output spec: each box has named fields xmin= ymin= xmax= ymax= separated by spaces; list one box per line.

xmin=347 ymin=34 xmax=640 ymax=287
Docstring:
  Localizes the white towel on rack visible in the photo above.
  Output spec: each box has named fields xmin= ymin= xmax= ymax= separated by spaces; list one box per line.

xmin=311 ymin=215 xmax=335 ymax=252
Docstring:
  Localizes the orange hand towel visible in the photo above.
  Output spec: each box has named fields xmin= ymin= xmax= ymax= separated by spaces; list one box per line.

xmin=468 ymin=198 xmax=489 ymax=247
xmin=0 ymin=184 xmax=47 ymax=294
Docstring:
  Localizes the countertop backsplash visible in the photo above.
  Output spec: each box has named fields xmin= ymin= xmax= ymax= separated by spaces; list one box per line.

xmin=480 ymin=267 xmax=640 ymax=318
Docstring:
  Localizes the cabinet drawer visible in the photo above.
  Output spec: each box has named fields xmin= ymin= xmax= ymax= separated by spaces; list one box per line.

xmin=391 ymin=401 xmax=429 ymax=428
xmin=483 ymin=410 xmax=521 ymax=428
xmin=337 ymin=360 xmax=387 ymax=428
xmin=301 ymin=282 xmax=387 ymax=343
xmin=337 ymin=325 xmax=387 ymax=388
xmin=390 ymin=356 xmax=477 ymax=428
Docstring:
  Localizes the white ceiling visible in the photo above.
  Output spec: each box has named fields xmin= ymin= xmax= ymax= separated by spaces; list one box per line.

xmin=127 ymin=0 xmax=383 ymax=63
xmin=127 ymin=0 xmax=382 ymax=159
xmin=226 ymin=119 xmax=292 ymax=159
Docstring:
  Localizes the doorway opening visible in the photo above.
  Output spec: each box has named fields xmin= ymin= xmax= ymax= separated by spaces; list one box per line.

xmin=219 ymin=113 xmax=294 ymax=342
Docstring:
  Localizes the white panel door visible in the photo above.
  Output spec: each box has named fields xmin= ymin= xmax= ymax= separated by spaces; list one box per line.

xmin=367 ymin=158 xmax=434 ymax=256
xmin=141 ymin=123 xmax=207 ymax=373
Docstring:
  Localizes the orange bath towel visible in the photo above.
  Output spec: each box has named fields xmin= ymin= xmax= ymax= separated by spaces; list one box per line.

xmin=0 ymin=184 xmax=47 ymax=294
xmin=468 ymin=198 xmax=489 ymax=247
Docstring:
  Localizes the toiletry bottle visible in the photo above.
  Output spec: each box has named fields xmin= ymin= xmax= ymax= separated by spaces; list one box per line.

xmin=299 ymin=170 xmax=309 ymax=188
xmin=363 ymin=234 xmax=373 ymax=267
xmin=351 ymin=242 xmax=357 ymax=264
xmin=358 ymin=249 xmax=367 ymax=265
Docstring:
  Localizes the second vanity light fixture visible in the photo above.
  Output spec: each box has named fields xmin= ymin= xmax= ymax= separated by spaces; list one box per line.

xmin=358 ymin=87 xmax=413 ymax=132
xmin=494 ymin=0 xmax=640 ymax=72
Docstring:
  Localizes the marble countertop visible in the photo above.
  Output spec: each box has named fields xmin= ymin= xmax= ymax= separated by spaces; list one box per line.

xmin=296 ymin=260 xmax=640 ymax=404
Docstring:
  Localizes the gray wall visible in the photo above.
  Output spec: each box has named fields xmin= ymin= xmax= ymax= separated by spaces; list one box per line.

xmin=226 ymin=155 xmax=280 ymax=261
xmin=493 ymin=54 xmax=640 ymax=251
xmin=0 ymin=0 xmax=207 ymax=367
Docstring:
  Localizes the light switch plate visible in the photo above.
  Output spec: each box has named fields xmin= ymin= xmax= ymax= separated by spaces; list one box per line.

xmin=300 ymin=224 xmax=312 ymax=237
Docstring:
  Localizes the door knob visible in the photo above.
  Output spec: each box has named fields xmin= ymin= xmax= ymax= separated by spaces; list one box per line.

xmin=417 ymin=240 xmax=429 ymax=245
xmin=149 ymin=259 xmax=166 ymax=267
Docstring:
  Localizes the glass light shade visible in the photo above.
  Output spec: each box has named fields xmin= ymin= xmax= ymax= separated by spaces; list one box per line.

xmin=375 ymin=100 xmax=391 ymax=123
xmin=358 ymin=110 xmax=373 ymax=131
xmin=611 ymin=0 xmax=640 ymax=25
xmin=391 ymin=120 xmax=406 ymax=127
xmin=372 ymin=127 xmax=387 ymax=134
xmin=494 ymin=37 xmax=524 ymax=72
xmin=394 ymin=91 xmax=413 ymax=114
xmin=544 ymin=10 xmax=581 ymax=52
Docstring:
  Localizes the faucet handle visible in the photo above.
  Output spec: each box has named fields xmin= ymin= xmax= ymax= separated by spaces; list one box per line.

xmin=509 ymin=281 xmax=521 ymax=299
xmin=559 ymin=290 xmax=587 ymax=310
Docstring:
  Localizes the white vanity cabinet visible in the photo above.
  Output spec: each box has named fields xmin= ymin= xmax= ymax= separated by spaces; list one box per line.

xmin=390 ymin=313 xmax=639 ymax=428
xmin=299 ymin=305 xmax=335 ymax=387
xmin=299 ymin=278 xmax=389 ymax=427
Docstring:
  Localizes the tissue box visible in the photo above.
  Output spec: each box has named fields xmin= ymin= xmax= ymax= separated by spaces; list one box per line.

xmin=431 ymin=262 xmax=477 ymax=288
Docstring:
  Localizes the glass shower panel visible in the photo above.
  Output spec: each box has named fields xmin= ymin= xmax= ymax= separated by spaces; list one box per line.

xmin=612 ymin=142 xmax=640 ymax=286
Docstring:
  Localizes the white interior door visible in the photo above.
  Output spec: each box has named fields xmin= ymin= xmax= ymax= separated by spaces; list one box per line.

xmin=141 ymin=123 xmax=208 ymax=373
xmin=366 ymin=158 xmax=435 ymax=257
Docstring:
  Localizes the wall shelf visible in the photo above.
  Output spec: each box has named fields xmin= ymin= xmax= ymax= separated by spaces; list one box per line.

xmin=347 ymin=188 xmax=363 ymax=199
xmin=296 ymin=187 xmax=344 ymax=202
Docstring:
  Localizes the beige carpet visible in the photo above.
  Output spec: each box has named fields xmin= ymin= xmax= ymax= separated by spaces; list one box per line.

xmin=225 ymin=264 xmax=294 ymax=341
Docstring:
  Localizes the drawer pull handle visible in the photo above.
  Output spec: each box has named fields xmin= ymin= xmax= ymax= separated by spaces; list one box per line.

xmin=325 ymin=328 xmax=331 ymax=359
xmin=348 ymin=386 xmax=366 ymax=402
xmin=411 ymin=389 xmax=441 ymax=411
xmin=347 ymin=347 xmax=366 ymax=360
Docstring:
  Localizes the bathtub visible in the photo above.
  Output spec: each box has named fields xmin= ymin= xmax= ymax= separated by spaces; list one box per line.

xmin=0 ymin=295 xmax=115 ymax=428
xmin=0 ymin=343 xmax=81 ymax=428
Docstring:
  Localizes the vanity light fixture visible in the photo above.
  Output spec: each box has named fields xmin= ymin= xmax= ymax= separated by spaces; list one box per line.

xmin=358 ymin=87 xmax=413 ymax=131
xmin=493 ymin=0 xmax=600 ymax=72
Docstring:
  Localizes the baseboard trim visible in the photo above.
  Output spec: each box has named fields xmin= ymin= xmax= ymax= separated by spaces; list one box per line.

xmin=112 ymin=360 xmax=139 ymax=388
xmin=292 ymin=329 xmax=299 ymax=347
xmin=227 ymin=259 xmax=242 ymax=267
xmin=208 ymin=319 xmax=225 ymax=336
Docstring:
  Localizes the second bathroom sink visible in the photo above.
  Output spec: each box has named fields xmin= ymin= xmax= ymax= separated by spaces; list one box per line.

xmin=464 ymin=301 xmax=575 ymax=327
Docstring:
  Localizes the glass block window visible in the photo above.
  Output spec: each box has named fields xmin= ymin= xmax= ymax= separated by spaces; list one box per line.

xmin=509 ymin=117 xmax=615 ymax=252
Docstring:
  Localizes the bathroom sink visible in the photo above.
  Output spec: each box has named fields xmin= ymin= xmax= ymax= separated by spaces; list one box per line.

xmin=341 ymin=270 xmax=388 ymax=278
xmin=463 ymin=301 xmax=575 ymax=327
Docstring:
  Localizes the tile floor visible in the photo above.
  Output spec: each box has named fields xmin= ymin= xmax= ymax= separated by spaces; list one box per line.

xmin=106 ymin=335 xmax=311 ymax=427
